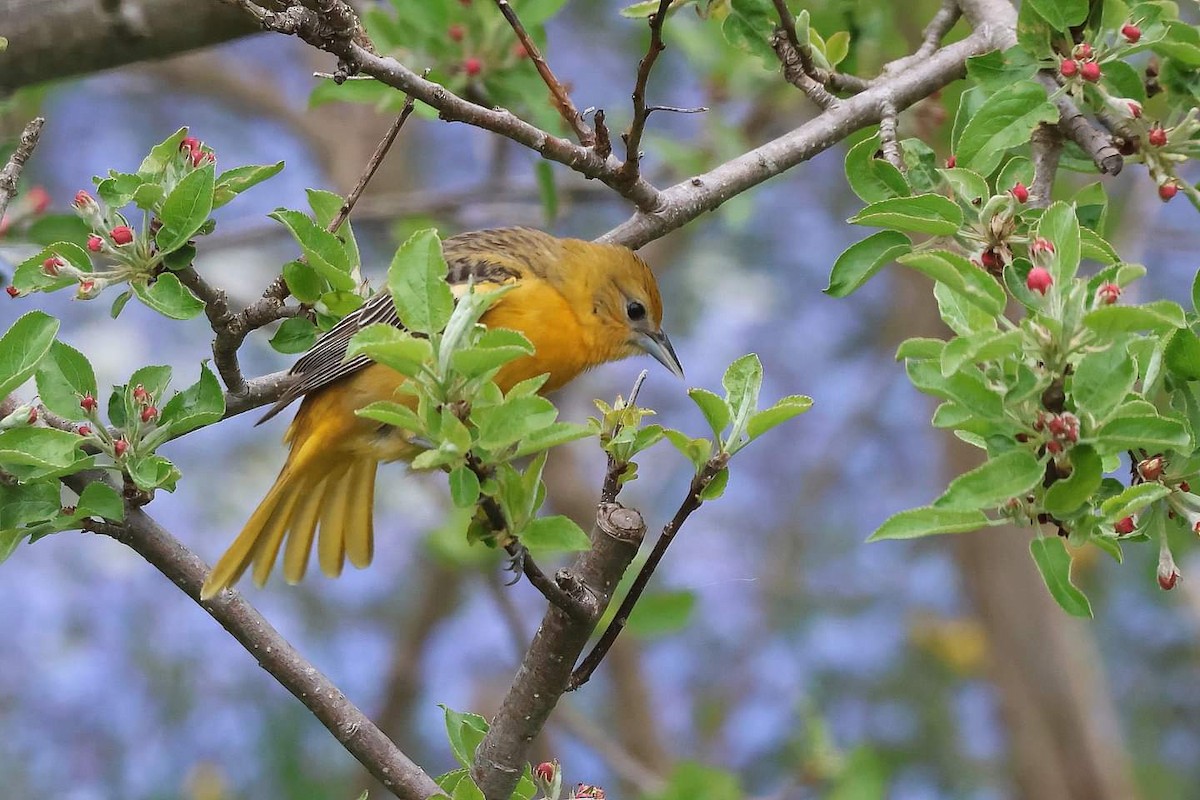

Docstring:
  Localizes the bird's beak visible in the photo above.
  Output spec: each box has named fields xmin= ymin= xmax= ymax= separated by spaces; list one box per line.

xmin=636 ymin=330 xmax=685 ymax=379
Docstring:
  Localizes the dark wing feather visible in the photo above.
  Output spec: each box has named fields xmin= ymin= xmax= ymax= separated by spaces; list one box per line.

xmin=256 ymin=230 xmax=534 ymax=425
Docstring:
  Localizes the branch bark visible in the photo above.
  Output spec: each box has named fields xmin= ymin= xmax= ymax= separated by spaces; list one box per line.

xmin=0 ymin=117 xmax=45 ymax=222
xmin=0 ymin=0 xmax=260 ymax=93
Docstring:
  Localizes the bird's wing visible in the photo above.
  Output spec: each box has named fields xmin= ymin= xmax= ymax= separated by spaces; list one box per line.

xmin=256 ymin=244 xmax=524 ymax=425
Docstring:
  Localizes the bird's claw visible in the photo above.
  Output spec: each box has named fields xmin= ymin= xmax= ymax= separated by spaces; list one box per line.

xmin=503 ymin=543 xmax=527 ymax=586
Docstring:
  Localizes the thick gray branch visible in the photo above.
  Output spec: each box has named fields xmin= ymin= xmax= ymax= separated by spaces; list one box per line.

xmin=0 ymin=0 xmax=260 ymax=94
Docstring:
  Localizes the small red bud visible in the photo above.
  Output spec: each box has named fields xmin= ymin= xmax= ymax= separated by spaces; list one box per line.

xmin=109 ymin=225 xmax=134 ymax=245
xmin=1046 ymin=440 xmax=1063 ymax=454
xmin=1073 ymin=42 xmax=1093 ymax=60
xmin=1060 ymin=58 xmax=1079 ymax=78
xmin=27 ymin=407 xmax=37 ymax=424
xmin=1139 ymin=456 xmax=1165 ymax=482
xmin=73 ymin=189 xmax=94 ymax=208
xmin=1030 ymin=237 xmax=1056 ymax=259
xmin=1159 ymin=568 xmax=1180 ymax=591
xmin=27 ymin=186 xmax=50 ymax=214
xmin=945 ymin=154 xmax=956 ymax=168
xmin=1159 ymin=182 xmax=1178 ymax=202
xmin=1148 ymin=126 xmax=1168 ymax=147
xmin=1114 ymin=516 xmax=1135 ymax=535
xmin=87 ymin=234 xmax=103 ymax=252
xmin=1127 ymin=101 xmax=1142 ymax=119
xmin=1181 ymin=481 xmax=1191 ymax=493
xmin=1081 ymin=61 xmax=1101 ymax=82
xmin=179 ymin=136 xmax=200 ymax=153
xmin=80 ymin=393 xmax=98 ymax=413
xmin=1121 ymin=23 xmax=1142 ymax=43
xmin=1015 ymin=433 xmax=1030 ymax=443
xmin=1026 ymin=266 xmax=1053 ymax=295
xmin=5 ymin=285 xmax=19 ymax=298
xmin=133 ymin=384 xmax=149 ymax=404
xmin=512 ymin=42 xmax=529 ymax=59
xmin=1097 ymin=283 xmax=1120 ymax=305
xmin=448 ymin=24 xmax=464 ymax=42
xmin=141 ymin=405 xmax=158 ymax=423
xmin=533 ymin=762 xmax=556 ymax=783
xmin=77 ymin=425 xmax=92 ymax=436
xmin=979 ymin=248 xmax=1003 ymax=272
xmin=464 ymin=57 xmax=483 ymax=76
xmin=1010 ymin=182 xmax=1029 ymax=203
xmin=42 ymin=256 xmax=63 ymax=276
xmin=113 ymin=438 xmax=129 ymax=457
xmin=79 ymin=278 xmax=96 ymax=295
xmin=0 ymin=215 xmax=9 ymax=238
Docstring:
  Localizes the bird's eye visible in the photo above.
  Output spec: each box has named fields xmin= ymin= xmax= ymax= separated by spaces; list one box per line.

xmin=626 ymin=301 xmax=646 ymax=322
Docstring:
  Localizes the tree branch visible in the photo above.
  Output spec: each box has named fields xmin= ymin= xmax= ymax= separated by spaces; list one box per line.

xmin=63 ymin=475 xmax=444 ymax=800
xmin=0 ymin=0 xmax=259 ymax=94
xmin=1030 ymin=122 xmax=1063 ymax=208
xmin=616 ymin=0 xmax=673 ymax=189
xmin=568 ymin=453 xmax=728 ymax=692
xmin=0 ymin=117 xmax=45 ymax=223
xmin=471 ymin=503 xmax=646 ymax=800
xmin=492 ymin=0 xmax=594 ymax=145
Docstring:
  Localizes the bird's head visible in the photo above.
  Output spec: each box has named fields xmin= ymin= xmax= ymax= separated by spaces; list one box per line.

xmin=561 ymin=239 xmax=684 ymax=379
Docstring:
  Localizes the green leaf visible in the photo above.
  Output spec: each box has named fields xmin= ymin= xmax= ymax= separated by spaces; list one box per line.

xmin=907 ymin=359 xmax=1004 ymax=420
xmin=1164 ymin=328 xmax=1200 ymax=381
xmin=34 ymin=340 xmax=97 ymax=421
xmin=1095 ymin=414 xmax=1191 ymax=451
xmin=1071 ymin=342 xmax=1136 ymax=420
xmin=663 ymin=429 xmax=713 ymax=471
xmin=1025 ymin=0 xmax=1089 ymax=29
xmin=511 ymin=421 xmax=592 ymax=458
xmin=127 ymin=454 xmax=180 ymax=492
xmin=156 ymin=164 xmax=215 ymax=253
xmin=131 ymin=274 xmax=205 ymax=320
xmin=956 ymin=81 xmax=1058 ymax=174
xmin=76 ymin=481 xmax=124 ymax=521
xmin=898 ymin=250 xmax=1006 ymax=316
xmin=722 ymin=353 xmax=763 ymax=422
xmin=1083 ymin=301 xmax=1186 ymax=335
xmin=849 ymin=193 xmax=963 ymax=236
xmin=965 ymin=46 xmax=1039 ymax=91
xmin=844 ymin=136 xmax=911 ymax=203
xmin=1035 ymin=201 xmax=1081 ymax=283
xmin=1099 ymin=482 xmax=1170 ymax=522
xmin=1029 ymin=536 xmax=1092 ymax=617
xmin=747 ymin=395 xmax=812 ymax=440
xmin=0 ymin=427 xmax=84 ymax=472
xmin=824 ymin=230 xmax=912 ymax=297
xmin=213 ymin=161 xmax=285 ymax=208
xmin=896 ymin=338 xmax=945 ymax=361
xmin=473 ymin=395 xmax=558 ymax=451
xmin=448 ymin=466 xmax=481 ymax=508
xmin=347 ymin=324 xmax=433 ymax=378
xmin=626 ymin=590 xmax=696 ymax=637
xmin=521 ymin=515 xmax=591 ymax=553
xmin=0 ymin=311 xmax=59 ymax=399
xmin=269 ymin=209 xmax=355 ymax=291
xmin=269 ymin=317 xmax=318 ymax=355
xmin=158 ymin=364 xmax=226 ymax=439
xmin=451 ymin=328 xmax=534 ymax=378
xmin=934 ymin=449 xmax=1044 ymax=510
xmin=441 ymin=706 xmax=489 ymax=770
xmin=1043 ymin=445 xmax=1103 ymax=516
xmin=699 ymin=466 xmax=729 ymax=500
xmin=282 ymin=260 xmax=326 ymax=304
xmin=0 ymin=481 xmax=60 ymax=529
xmin=137 ymin=127 xmax=188 ymax=178
xmin=868 ymin=505 xmax=988 ymax=541
xmin=13 ymin=243 xmax=91 ymax=293
xmin=688 ymin=388 xmax=731 ymax=439
xmin=388 ymin=228 xmax=454 ymax=335
xmin=357 ymin=400 xmax=423 ymax=434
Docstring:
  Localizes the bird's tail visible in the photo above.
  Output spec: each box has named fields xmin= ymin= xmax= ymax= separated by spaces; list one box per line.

xmin=200 ymin=411 xmax=377 ymax=600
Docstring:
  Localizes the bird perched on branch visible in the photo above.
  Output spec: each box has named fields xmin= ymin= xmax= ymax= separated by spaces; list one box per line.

xmin=200 ymin=227 xmax=682 ymax=600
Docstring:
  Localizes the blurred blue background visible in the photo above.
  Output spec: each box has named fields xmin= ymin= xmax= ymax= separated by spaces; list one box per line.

xmin=2 ymin=3 xmax=1200 ymax=799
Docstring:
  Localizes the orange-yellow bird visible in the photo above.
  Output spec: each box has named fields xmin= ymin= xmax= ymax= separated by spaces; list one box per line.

xmin=200 ymin=228 xmax=681 ymax=599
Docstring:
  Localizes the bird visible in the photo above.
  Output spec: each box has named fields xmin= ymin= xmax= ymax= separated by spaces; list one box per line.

xmin=200 ymin=227 xmax=682 ymax=600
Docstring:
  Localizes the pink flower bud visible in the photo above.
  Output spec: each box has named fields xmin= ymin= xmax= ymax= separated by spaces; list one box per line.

xmin=1030 ymin=237 xmax=1055 ymax=260
xmin=448 ymin=24 xmax=464 ymax=42
xmin=1073 ymin=42 xmax=1093 ymax=60
xmin=87 ymin=235 xmax=103 ymax=252
xmin=534 ymin=762 xmax=556 ymax=783
xmin=1159 ymin=182 xmax=1178 ymax=202
xmin=1010 ymin=182 xmax=1029 ymax=203
xmin=1121 ymin=23 xmax=1141 ymax=43
xmin=141 ymin=405 xmax=158 ymax=423
xmin=1139 ymin=456 xmax=1165 ymax=482
xmin=77 ymin=425 xmax=92 ymax=436
xmin=1059 ymin=58 xmax=1079 ymax=78
xmin=179 ymin=136 xmax=200 ymax=153
xmin=80 ymin=393 xmax=97 ymax=413
xmin=1097 ymin=283 xmax=1120 ymax=305
xmin=27 ymin=185 xmax=50 ymax=214
xmin=945 ymin=154 xmax=956 ymax=168
xmin=1026 ymin=266 xmax=1053 ymax=295
xmin=109 ymin=225 xmax=134 ymax=246
xmin=1114 ymin=516 xmax=1135 ymax=535
xmin=42 ymin=256 xmax=63 ymax=276
xmin=133 ymin=384 xmax=149 ymax=404
xmin=1148 ymin=126 xmax=1167 ymax=147
xmin=113 ymin=438 xmax=128 ymax=457
xmin=464 ymin=57 xmax=483 ymax=76
xmin=1080 ymin=61 xmax=1101 ymax=82
xmin=5 ymin=285 xmax=19 ymax=298
xmin=27 ymin=407 xmax=37 ymax=424
xmin=74 ymin=189 xmax=94 ymax=208
xmin=1159 ymin=547 xmax=1180 ymax=591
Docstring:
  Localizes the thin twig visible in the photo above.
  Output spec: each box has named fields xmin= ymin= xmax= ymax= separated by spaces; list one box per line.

xmin=916 ymin=0 xmax=963 ymax=60
xmin=568 ymin=453 xmax=729 ymax=692
xmin=646 ymin=104 xmax=708 ymax=116
xmin=770 ymin=30 xmax=839 ymax=109
xmin=1030 ymin=122 xmax=1063 ymax=208
xmin=878 ymin=99 xmax=904 ymax=170
xmin=616 ymin=0 xmax=673 ymax=190
xmin=492 ymin=0 xmax=593 ymax=145
xmin=0 ymin=117 xmax=45 ymax=222
xmin=330 ymin=92 xmax=419 ymax=233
